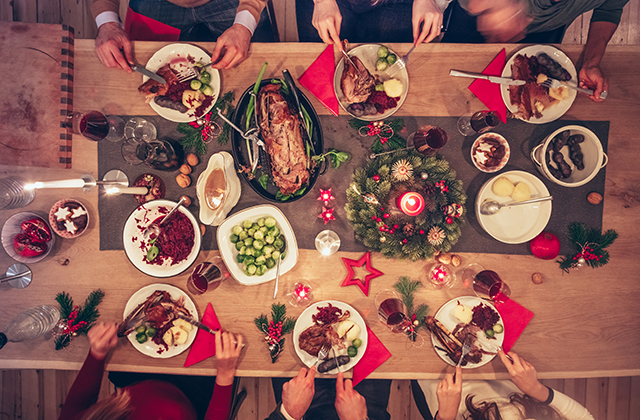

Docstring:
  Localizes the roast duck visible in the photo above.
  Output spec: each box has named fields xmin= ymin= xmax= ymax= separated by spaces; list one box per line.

xmin=117 ymin=290 xmax=191 ymax=338
xmin=257 ymin=84 xmax=310 ymax=195
xmin=138 ymin=64 xmax=178 ymax=102
xmin=340 ymin=56 xmax=375 ymax=104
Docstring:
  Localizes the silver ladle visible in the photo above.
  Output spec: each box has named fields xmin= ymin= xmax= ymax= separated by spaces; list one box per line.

xmin=480 ymin=196 xmax=553 ymax=215
xmin=0 ymin=263 xmax=32 ymax=289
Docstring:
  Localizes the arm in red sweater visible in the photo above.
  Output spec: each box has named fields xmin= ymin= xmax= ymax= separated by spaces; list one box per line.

xmin=57 ymin=352 xmax=106 ymax=420
xmin=204 ymin=382 xmax=234 ymax=420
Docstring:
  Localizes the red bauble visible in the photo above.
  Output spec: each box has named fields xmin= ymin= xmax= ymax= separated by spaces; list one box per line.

xmin=530 ymin=232 xmax=561 ymax=260
xmin=446 ymin=216 xmax=454 ymax=224
xmin=373 ymin=175 xmax=380 ymax=181
xmin=383 ymin=213 xmax=390 ymax=218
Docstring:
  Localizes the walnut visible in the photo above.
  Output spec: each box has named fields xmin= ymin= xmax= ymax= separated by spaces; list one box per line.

xmin=587 ymin=192 xmax=603 ymax=205
xmin=180 ymin=164 xmax=192 ymax=175
xmin=200 ymin=224 xmax=206 ymax=236
xmin=437 ymin=253 xmax=452 ymax=265
xmin=180 ymin=195 xmax=191 ymax=207
xmin=176 ymin=174 xmax=191 ymax=188
xmin=451 ymin=254 xmax=461 ymax=267
xmin=532 ymin=272 xmax=543 ymax=284
xmin=186 ymin=153 xmax=199 ymax=166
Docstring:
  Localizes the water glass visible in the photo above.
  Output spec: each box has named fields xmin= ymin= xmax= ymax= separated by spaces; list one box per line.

xmin=0 ymin=177 xmax=35 ymax=209
xmin=124 ymin=117 xmax=157 ymax=142
xmin=187 ymin=257 xmax=229 ymax=295
xmin=315 ymin=230 xmax=340 ymax=256
xmin=457 ymin=111 xmax=500 ymax=136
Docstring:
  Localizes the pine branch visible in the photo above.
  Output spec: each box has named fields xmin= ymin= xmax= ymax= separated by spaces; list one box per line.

xmin=55 ymin=292 xmax=73 ymax=319
xmin=599 ymin=229 xmax=619 ymax=248
xmin=254 ymin=314 xmax=268 ymax=332
xmin=393 ymin=276 xmax=422 ymax=311
xmin=282 ymin=317 xmax=296 ymax=335
xmin=77 ymin=289 xmax=104 ymax=332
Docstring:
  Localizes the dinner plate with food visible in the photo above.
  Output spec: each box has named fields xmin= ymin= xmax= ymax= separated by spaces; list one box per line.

xmin=123 ymin=199 xmax=202 ymax=278
xmin=426 ymin=296 xmax=504 ymax=368
xmin=118 ymin=284 xmax=198 ymax=358
xmin=138 ymin=43 xmax=220 ymax=123
xmin=334 ymin=44 xmax=409 ymax=121
xmin=231 ymin=78 xmax=324 ymax=202
xmin=293 ymin=300 xmax=368 ymax=374
xmin=500 ymin=45 xmax=577 ymax=124
xmin=475 ymin=170 xmax=552 ymax=244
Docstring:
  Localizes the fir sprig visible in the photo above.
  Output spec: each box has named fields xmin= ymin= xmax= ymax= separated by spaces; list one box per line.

xmin=255 ymin=303 xmax=296 ymax=363
xmin=177 ymin=91 xmax=236 ymax=154
xmin=556 ymin=222 xmax=618 ymax=273
xmin=393 ymin=277 xmax=429 ymax=341
xmin=54 ymin=289 xmax=104 ymax=350
xmin=349 ymin=118 xmax=406 ymax=153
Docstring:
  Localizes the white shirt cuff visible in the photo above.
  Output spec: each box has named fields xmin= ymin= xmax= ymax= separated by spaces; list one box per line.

xmin=280 ymin=404 xmax=298 ymax=420
xmin=234 ymin=10 xmax=258 ymax=35
xmin=95 ymin=11 xmax=122 ymax=29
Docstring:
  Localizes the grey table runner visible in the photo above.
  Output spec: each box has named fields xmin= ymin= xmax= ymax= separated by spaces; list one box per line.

xmin=98 ymin=116 xmax=608 ymax=256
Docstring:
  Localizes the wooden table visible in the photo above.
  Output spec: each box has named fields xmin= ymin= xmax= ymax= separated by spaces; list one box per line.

xmin=1 ymin=40 xmax=639 ymax=380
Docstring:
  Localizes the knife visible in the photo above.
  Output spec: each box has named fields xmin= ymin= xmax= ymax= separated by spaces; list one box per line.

xmin=449 ymin=69 xmax=525 ymax=86
xmin=132 ymin=64 xmax=166 ymax=84
xmin=282 ymin=70 xmax=311 ymax=139
xmin=178 ymin=314 xmax=217 ymax=336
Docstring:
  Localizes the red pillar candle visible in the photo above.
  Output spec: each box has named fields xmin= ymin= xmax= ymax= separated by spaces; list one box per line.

xmin=397 ymin=192 xmax=425 ymax=216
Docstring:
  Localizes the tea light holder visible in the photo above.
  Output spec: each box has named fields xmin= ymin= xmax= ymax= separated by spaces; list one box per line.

xmin=425 ymin=263 xmax=455 ymax=289
xmin=287 ymin=282 xmax=313 ymax=307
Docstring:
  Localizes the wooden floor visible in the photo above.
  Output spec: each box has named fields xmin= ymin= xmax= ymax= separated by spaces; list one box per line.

xmin=2 ymin=0 xmax=640 ymax=419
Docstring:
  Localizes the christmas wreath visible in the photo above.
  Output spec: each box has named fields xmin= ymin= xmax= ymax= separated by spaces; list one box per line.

xmin=346 ymin=150 xmax=466 ymax=260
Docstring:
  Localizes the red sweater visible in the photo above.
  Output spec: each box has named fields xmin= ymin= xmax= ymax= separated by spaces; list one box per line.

xmin=58 ymin=352 xmax=232 ymax=420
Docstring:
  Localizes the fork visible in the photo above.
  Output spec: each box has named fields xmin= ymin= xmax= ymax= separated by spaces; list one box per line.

xmin=456 ymin=339 xmax=471 ymax=368
xmin=386 ymin=44 xmax=416 ymax=78
xmin=177 ymin=66 xmax=199 ymax=83
xmin=540 ymin=77 xmax=608 ymax=100
xmin=314 ymin=342 xmax=331 ymax=367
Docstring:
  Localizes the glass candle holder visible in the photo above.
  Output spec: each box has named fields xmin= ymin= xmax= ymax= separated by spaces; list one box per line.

xmin=425 ymin=263 xmax=455 ymax=289
xmin=315 ymin=230 xmax=340 ymax=256
xmin=286 ymin=282 xmax=313 ymax=307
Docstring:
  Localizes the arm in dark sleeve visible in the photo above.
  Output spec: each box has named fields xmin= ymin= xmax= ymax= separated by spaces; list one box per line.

xmin=265 ymin=403 xmax=289 ymax=420
xmin=591 ymin=0 xmax=630 ymax=25
xmin=57 ymin=352 xmax=106 ymax=420
xmin=204 ymin=383 xmax=234 ymax=420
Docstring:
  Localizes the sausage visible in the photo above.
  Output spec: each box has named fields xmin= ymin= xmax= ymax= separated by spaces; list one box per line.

xmin=154 ymin=96 xmax=188 ymax=113
xmin=537 ymin=53 xmax=571 ymax=81
xmin=317 ymin=355 xmax=351 ymax=373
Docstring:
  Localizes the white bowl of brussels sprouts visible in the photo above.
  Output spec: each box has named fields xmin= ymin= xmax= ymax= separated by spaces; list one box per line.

xmin=216 ymin=205 xmax=298 ymax=285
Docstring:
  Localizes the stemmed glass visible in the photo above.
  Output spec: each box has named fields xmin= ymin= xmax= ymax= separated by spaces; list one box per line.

xmin=472 ymin=270 xmax=511 ymax=303
xmin=374 ymin=289 xmax=424 ymax=347
xmin=457 ymin=111 xmax=500 ymax=137
xmin=409 ymin=126 xmax=448 ymax=156
xmin=105 ymin=115 xmax=125 ymax=142
xmin=66 ymin=110 xmax=110 ymax=141
xmin=121 ymin=118 xmax=158 ymax=165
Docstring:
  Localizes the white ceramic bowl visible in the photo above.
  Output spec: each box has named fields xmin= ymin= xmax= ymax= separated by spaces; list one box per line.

xmin=471 ymin=133 xmax=510 ymax=173
xmin=531 ymin=125 xmax=607 ymax=187
xmin=217 ymin=205 xmax=298 ymax=285
xmin=1 ymin=212 xmax=55 ymax=263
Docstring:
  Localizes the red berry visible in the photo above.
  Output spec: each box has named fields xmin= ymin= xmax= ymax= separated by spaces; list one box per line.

xmin=373 ymin=175 xmax=380 ymax=181
xmin=383 ymin=213 xmax=390 ymax=218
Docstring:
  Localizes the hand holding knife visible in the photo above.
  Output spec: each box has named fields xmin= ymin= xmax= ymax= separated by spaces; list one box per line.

xmin=178 ymin=314 xmax=245 ymax=347
xmin=131 ymin=64 xmax=166 ymax=84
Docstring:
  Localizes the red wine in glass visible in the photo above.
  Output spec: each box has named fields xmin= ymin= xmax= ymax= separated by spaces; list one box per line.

xmin=412 ymin=126 xmax=448 ymax=156
xmin=187 ymin=262 xmax=224 ymax=295
xmin=79 ymin=111 xmax=109 ymax=141
xmin=378 ymin=298 xmax=407 ymax=326
xmin=470 ymin=111 xmax=500 ymax=133
xmin=472 ymin=270 xmax=511 ymax=303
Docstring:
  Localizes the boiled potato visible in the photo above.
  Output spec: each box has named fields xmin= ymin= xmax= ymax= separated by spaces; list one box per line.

xmin=182 ymin=90 xmax=205 ymax=109
xmin=163 ymin=329 xmax=174 ymax=346
xmin=451 ymin=304 xmax=473 ymax=324
xmin=492 ymin=177 xmax=515 ymax=197
xmin=170 ymin=326 xmax=189 ymax=345
xmin=337 ymin=320 xmax=360 ymax=342
xmin=383 ymin=79 xmax=403 ymax=98
xmin=511 ymin=182 xmax=531 ymax=202
xmin=174 ymin=319 xmax=193 ymax=332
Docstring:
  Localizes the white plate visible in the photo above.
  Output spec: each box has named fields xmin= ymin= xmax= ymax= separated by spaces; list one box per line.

xmin=123 ymin=283 xmax=198 ymax=358
xmin=217 ymin=205 xmax=298 ymax=285
xmin=475 ymin=170 xmax=552 ymax=244
xmin=123 ymin=199 xmax=201 ymax=278
xmin=144 ymin=43 xmax=221 ymax=123
xmin=500 ymin=45 xmax=577 ymax=124
xmin=293 ymin=300 xmax=368 ymax=374
xmin=431 ymin=296 xmax=504 ymax=368
xmin=1 ymin=212 xmax=55 ymax=263
xmin=334 ymin=44 xmax=409 ymax=121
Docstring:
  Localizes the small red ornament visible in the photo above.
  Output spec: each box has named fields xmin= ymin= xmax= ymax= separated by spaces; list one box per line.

xmin=383 ymin=213 xmax=390 ymax=218
xmin=419 ymin=230 xmax=425 ymax=234
xmin=373 ymin=175 xmax=380 ymax=181
xmin=446 ymin=216 xmax=454 ymax=224
xmin=394 ymin=224 xmax=399 ymax=229
xmin=402 ymin=239 xmax=408 ymax=244
xmin=318 ymin=207 xmax=336 ymax=224
xmin=341 ymin=252 xmax=384 ymax=296
xmin=317 ymin=188 xmax=335 ymax=206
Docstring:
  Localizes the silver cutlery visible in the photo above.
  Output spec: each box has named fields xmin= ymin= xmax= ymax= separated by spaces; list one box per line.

xmin=449 ymin=69 xmax=525 ymax=86
xmin=273 ymin=254 xmax=282 ymax=299
xmin=314 ymin=342 xmax=330 ymax=367
xmin=131 ymin=65 xmax=166 ymax=84
xmin=480 ymin=196 xmax=553 ymax=215
xmin=457 ymin=338 xmax=471 ymax=368
xmin=539 ymin=77 xmax=608 ymax=99
xmin=386 ymin=44 xmax=415 ymax=78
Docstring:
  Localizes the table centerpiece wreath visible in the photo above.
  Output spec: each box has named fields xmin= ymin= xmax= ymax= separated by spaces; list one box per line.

xmin=178 ymin=91 xmax=235 ymax=155
xmin=346 ymin=150 xmax=466 ymax=260
xmin=53 ymin=289 xmax=104 ymax=350
xmin=254 ymin=303 xmax=296 ymax=363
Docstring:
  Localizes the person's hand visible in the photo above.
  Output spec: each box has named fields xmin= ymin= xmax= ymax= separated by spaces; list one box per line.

xmin=435 ymin=366 xmax=462 ymax=420
xmin=579 ymin=65 xmax=608 ymax=102
xmin=476 ymin=2 xmax=532 ymax=43
xmin=282 ymin=367 xmax=316 ymax=420
xmin=95 ymin=22 xmax=133 ymax=72
xmin=312 ymin=0 xmax=343 ymax=50
xmin=210 ymin=24 xmax=252 ymax=70
xmin=215 ymin=331 xmax=243 ymax=386
xmin=87 ymin=322 xmax=118 ymax=360
xmin=412 ymin=0 xmax=443 ymax=45
xmin=499 ymin=349 xmax=549 ymax=402
xmin=335 ymin=372 xmax=367 ymax=420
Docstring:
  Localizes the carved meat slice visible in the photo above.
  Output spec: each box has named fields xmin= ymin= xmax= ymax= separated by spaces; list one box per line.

xmin=508 ymin=54 xmax=559 ymax=120
xmin=138 ymin=64 xmax=178 ymax=103
xmin=258 ymin=84 xmax=309 ymax=195
xmin=340 ymin=56 xmax=375 ymax=104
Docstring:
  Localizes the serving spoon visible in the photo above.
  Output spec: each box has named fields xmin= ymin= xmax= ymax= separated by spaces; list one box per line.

xmin=143 ymin=196 xmax=188 ymax=241
xmin=480 ymin=196 xmax=553 ymax=215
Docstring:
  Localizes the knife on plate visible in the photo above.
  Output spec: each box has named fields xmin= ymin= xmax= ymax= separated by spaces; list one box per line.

xmin=132 ymin=64 xmax=166 ymax=84
xmin=178 ymin=314 xmax=217 ymax=335
xmin=449 ymin=69 xmax=525 ymax=86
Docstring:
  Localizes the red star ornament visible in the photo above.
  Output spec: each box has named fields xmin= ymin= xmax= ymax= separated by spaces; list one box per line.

xmin=341 ymin=251 xmax=384 ymax=296
xmin=319 ymin=206 xmax=336 ymax=224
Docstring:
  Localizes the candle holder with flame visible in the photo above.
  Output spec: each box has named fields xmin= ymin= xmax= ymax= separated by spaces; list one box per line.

xmin=286 ymin=282 xmax=314 ymax=307
xmin=424 ymin=263 xmax=455 ymax=289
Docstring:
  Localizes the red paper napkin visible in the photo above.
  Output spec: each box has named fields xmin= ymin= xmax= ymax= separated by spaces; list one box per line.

xmin=468 ymin=48 xmax=508 ymax=124
xmin=298 ymin=44 xmax=340 ymax=116
xmin=124 ymin=8 xmax=181 ymax=42
xmin=493 ymin=298 xmax=534 ymax=353
xmin=184 ymin=303 xmax=221 ymax=367
xmin=352 ymin=325 xmax=391 ymax=386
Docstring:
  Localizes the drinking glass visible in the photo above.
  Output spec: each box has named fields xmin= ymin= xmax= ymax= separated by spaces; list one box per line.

xmin=286 ymin=282 xmax=314 ymax=307
xmin=124 ymin=117 xmax=157 ymax=142
xmin=460 ymin=263 xmax=484 ymax=288
xmin=187 ymin=256 xmax=229 ymax=295
xmin=374 ymin=289 xmax=412 ymax=333
xmin=66 ymin=111 xmax=110 ymax=141
xmin=409 ymin=126 xmax=448 ymax=156
xmin=423 ymin=263 xmax=455 ymax=289
xmin=457 ymin=111 xmax=500 ymax=136
xmin=0 ymin=177 xmax=35 ymax=209
xmin=315 ymin=230 xmax=341 ymax=256
xmin=138 ymin=138 xmax=183 ymax=171
xmin=105 ymin=115 xmax=125 ymax=142
xmin=472 ymin=270 xmax=511 ymax=303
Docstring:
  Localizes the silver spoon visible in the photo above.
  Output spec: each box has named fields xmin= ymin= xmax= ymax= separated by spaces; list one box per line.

xmin=480 ymin=196 xmax=553 ymax=215
xmin=0 ymin=264 xmax=32 ymax=289
xmin=273 ymin=254 xmax=283 ymax=299
xmin=142 ymin=196 xmax=188 ymax=241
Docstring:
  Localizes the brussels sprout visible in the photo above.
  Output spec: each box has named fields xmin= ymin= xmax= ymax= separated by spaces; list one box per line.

xmin=238 ymin=231 xmax=248 ymax=241
xmin=136 ymin=325 xmax=146 ymax=334
xmin=136 ymin=332 xmax=148 ymax=343
xmin=274 ymin=238 xmax=284 ymax=250
xmin=243 ymin=256 xmax=255 ymax=265
xmin=232 ymin=225 xmax=243 ymax=235
xmin=263 ymin=245 xmax=274 ymax=256
xmin=347 ymin=346 xmax=358 ymax=357
xmin=245 ymin=247 xmax=255 ymax=257
xmin=352 ymin=338 xmax=363 ymax=348
xmin=258 ymin=217 xmax=266 ymax=226
xmin=246 ymin=264 xmax=257 ymax=275
xmin=265 ymin=217 xmax=276 ymax=228
xmin=239 ymin=246 xmax=246 ymax=255
xmin=255 ymin=255 xmax=266 ymax=266
xmin=190 ymin=79 xmax=202 ymax=90
xmin=254 ymin=231 xmax=264 ymax=240
xmin=243 ymin=220 xmax=253 ymax=229
xmin=386 ymin=53 xmax=397 ymax=65
xmin=270 ymin=227 xmax=280 ymax=237
xmin=199 ymin=71 xmax=211 ymax=84
xmin=200 ymin=84 xmax=213 ymax=96
xmin=377 ymin=45 xmax=389 ymax=58
xmin=376 ymin=58 xmax=388 ymax=72
xmin=259 ymin=226 xmax=268 ymax=233
xmin=145 ymin=327 xmax=156 ymax=337
xmin=266 ymin=258 xmax=276 ymax=269
xmin=229 ymin=233 xmax=238 ymax=243
xmin=265 ymin=234 xmax=275 ymax=244
xmin=253 ymin=239 xmax=264 ymax=250
xmin=256 ymin=265 xmax=268 ymax=276
xmin=236 ymin=254 xmax=245 ymax=263
xmin=272 ymin=250 xmax=281 ymax=260
xmin=248 ymin=228 xmax=256 ymax=237
xmin=244 ymin=237 xmax=253 ymax=247
xmin=235 ymin=241 xmax=244 ymax=251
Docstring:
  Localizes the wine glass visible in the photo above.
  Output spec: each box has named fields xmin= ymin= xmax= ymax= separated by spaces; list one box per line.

xmin=374 ymin=289 xmax=412 ymax=333
xmin=65 ymin=111 xmax=110 ymax=141
xmin=105 ymin=115 xmax=125 ymax=142
xmin=409 ymin=126 xmax=448 ymax=156
xmin=457 ymin=111 xmax=500 ymax=137
xmin=472 ymin=270 xmax=511 ymax=303
xmin=186 ymin=257 xmax=229 ymax=295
